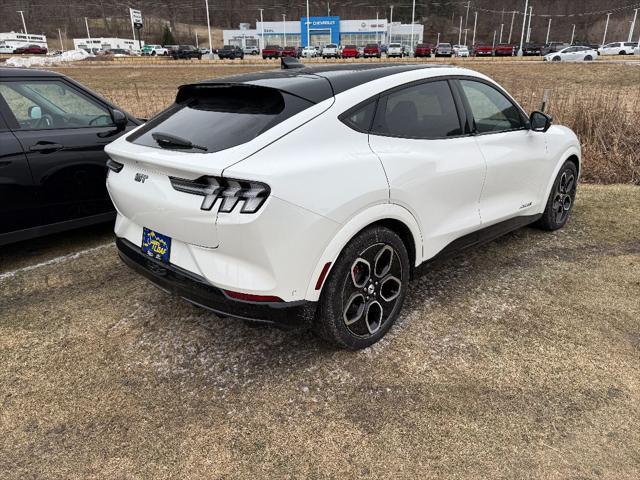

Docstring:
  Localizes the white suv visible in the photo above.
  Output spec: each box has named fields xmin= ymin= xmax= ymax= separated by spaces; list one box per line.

xmin=387 ymin=43 xmax=404 ymax=58
xmin=321 ymin=44 xmax=339 ymax=58
xmin=598 ymin=42 xmax=636 ymax=55
xmin=106 ymin=64 xmax=580 ymax=349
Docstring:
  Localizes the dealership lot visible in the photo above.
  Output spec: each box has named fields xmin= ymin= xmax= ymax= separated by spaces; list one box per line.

xmin=1 ymin=184 xmax=639 ymax=478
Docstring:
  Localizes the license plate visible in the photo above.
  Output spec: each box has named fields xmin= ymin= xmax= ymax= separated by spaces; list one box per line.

xmin=141 ymin=227 xmax=171 ymax=263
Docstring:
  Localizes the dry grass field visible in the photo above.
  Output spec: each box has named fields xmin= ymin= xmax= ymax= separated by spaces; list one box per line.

xmin=50 ymin=60 xmax=640 ymax=184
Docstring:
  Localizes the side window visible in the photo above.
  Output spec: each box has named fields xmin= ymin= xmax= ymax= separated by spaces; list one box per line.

xmin=341 ymin=100 xmax=376 ymax=132
xmin=459 ymin=80 xmax=524 ymax=134
xmin=371 ymin=80 xmax=462 ymax=139
xmin=0 ymin=80 xmax=113 ymax=130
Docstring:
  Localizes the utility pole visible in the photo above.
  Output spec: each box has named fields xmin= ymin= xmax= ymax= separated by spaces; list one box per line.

xmin=389 ymin=5 xmax=394 ymax=44
xmin=376 ymin=11 xmax=379 ymax=44
xmin=629 ymin=9 xmax=638 ymax=43
xmin=545 ymin=18 xmax=552 ymax=44
xmin=85 ymin=17 xmax=91 ymax=40
xmin=195 ymin=31 xmax=198 ymax=48
xmin=17 ymin=10 xmax=28 ymax=36
xmin=603 ymin=12 xmax=611 ymax=45
xmin=204 ymin=0 xmax=213 ymax=55
xmin=464 ymin=29 xmax=468 ymax=45
xmin=464 ymin=1 xmax=471 ymax=30
xmin=282 ymin=14 xmax=286 ymax=46
xmin=492 ymin=30 xmax=497 ymax=49
xmin=570 ymin=24 xmax=576 ymax=45
xmin=526 ymin=6 xmax=533 ymax=43
xmin=437 ymin=32 xmax=440 ymax=46
xmin=472 ymin=11 xmax=478 ymax=47
xmin=327 ymin=2 xmax=330 ymax=16
xmin=410 ymin=0 xmax=416 ymax=50
xmin=458 ymin=16 xmax=463 ymax=46
xmin=508 ymin=11 xmax=516 ymax=44
xmin=518 ymin=0 xmax=529 ymax=56
xmin=259 ymin=8 xmax=264 ymax=52
xmin=58 ymin=28 xmax=64 ymax=52
xmin=499 ymin=24 xmax=504 ymax=44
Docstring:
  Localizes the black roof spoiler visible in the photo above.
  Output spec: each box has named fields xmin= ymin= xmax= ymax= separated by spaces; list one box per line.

xmin=281 ymin=57 xmax=305 ymax=69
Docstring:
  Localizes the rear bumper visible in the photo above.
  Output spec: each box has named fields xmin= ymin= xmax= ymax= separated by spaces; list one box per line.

xmin=116 ymin=237 xmax=317 ymax=328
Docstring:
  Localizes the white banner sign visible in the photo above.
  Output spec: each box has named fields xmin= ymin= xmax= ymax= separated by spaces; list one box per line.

xmin=130 ymin=8 xmax=143 ymax=29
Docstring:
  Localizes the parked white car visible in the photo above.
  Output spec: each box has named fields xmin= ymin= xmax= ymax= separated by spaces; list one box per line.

xmin=142 ymin=44 xmax=168 ymax=56
xmin=302 ymin=46 xmax=317 ymax=58
xmin=598 ymin=42 xmax=636 ymax=55
xmin=243 ymin=46 xmax=259 ymax=55
xmin=0 ymin=43 xmax=16 ymax=54
xmin=387 ymin=43 xmax=404 ymax=58
xmin=106 ymin=64 xmax=580 ymax=349
xmin=453 ymin=45 xmax=470 ymax=57
xmin=544 ymin=45 xmax=598 ymax=62
xmin=321 ymin=44 xmax=339 ymax=58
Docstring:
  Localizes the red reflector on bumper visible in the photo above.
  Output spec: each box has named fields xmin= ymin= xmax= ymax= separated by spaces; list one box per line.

xmin=315 ymin=262 xmax=332 ymax=290
xmin=223 ymin=290 xmax=284 ymax=303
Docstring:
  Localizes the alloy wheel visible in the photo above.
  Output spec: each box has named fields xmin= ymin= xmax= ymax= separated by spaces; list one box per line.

xmin=341 ymin=243 xmax=403 ymax=337
xmin=552 ymin=170 xmax=576 ymax=225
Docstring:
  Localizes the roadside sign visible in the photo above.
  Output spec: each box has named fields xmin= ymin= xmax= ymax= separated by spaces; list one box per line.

xmin=130 ymin=8 xmax=143 ymax=30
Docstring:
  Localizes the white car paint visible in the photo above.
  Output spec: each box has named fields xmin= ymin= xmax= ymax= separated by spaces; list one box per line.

xmin=0 ymin=44 xmax=15 ymax=54
xmin=321 ymin=44 xmax=339 ymax=58
xmin=598 ymin=42 xmax=636 ymax=56
xmin=105 ymin=65 xmax=580 ymax=316
xmin=544 ymin=46 xmax=598 ymax=62
xmin=387 ymin=43 xmax=404 ymax=57
xmin=302 ymin=46 xmax=317 ymax=57
xmin=453 ymin=45 xmax=470 ymax=57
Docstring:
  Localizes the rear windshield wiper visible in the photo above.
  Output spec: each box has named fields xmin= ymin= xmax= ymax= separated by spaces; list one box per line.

xmin=151 ymin=132 xmax=208 ymax=151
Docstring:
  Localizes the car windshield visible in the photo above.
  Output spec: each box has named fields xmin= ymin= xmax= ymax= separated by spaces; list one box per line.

xmin=440 ymin=43 xmax=451 ymax=47
xmin=222 ymin=45 xmax=234 ymax=50
xmin=128 ymin=85 xmax=314 ymax=154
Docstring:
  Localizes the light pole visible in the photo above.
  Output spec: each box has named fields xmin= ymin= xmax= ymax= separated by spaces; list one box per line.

xmin=458 ymin=16 xmax=463 ymax=46
xmin=472 ymin=11 xmax=477 ymax=47
xmin=464 ymin=1 xmax=471 ymax=30
xmin=259 ymin=8 xmax=264 ymax=52
xmin=389 ymin=5 xmax=394 ymax=44
xmin=629 ymin=9 xmax=638 ymax=43
xmin=526 ymin=6 xmax=533 ymax=43
xmin=464 ymin=29 xmax=468 ymax=46
xmin=545 ymin=18 xmax=552 ymax=44
xmin=436 ymin=32 xmax=440 ymax=46
xmin=376 ymin=11 xmax=379 ymax=44
xmin=204 ymin=0 xmax=213 ymax=55
xmin=492 ymin=30 xmax=497 ymax=49
xmin=499 ymin=24 xmax=504 ymax=44
xmin=327 ymin=2 xmax=330 ymax=16
xmin=17 ymin=10 xmax=28 ymax=36
xmin=85 ymin=17 xmax=91 ymax=40
xmin=410 ymin=0 xmax=416 ymax=50
xmin=58 ymin=28 xmax=64 ymax=52
xmin=603 ymin=12 xmax=611 ymax=45
xmin=282 ymin=14 xmax=286 ymax=47
xmin=570 ymin=24 xmax=576 ymax=45
xmin=518 ymin=0 xmax=529 ymax=57
xmin=508 ymin=10 xmax=516 ymax=44
xmin=306 ymin=0 xmax=310 ymax=47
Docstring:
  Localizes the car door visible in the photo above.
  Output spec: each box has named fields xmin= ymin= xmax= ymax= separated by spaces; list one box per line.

xmin=0 ymin=78 xmax=119 ymax=226
xmin=455 ymin=78 xmax=549 ymax=225
xmin=367 ymin=78 xmax=486 ymax=259
xmin=0 ymin=99 xmax=41 ymax=238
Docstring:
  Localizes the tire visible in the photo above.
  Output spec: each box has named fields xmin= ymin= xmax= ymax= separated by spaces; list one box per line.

xmin=584 ymin=55 xmax=593 ymax=61
xmin=553 ymin=56 xmax=561 ymax=61
xmin=151 ymin=51 xmax=156 ymax=56
xmin=313 ymin=226 xmax=410 ymax=349
xmin=262 ymin=56 xmax=267 ymax=59
xmin=534 ymin=161 xmax=578 ymax=231
xmin=619 ymin=51 xmax=626 ymax=55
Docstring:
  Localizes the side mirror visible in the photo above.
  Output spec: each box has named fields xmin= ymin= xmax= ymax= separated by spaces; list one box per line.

xmin=530 ymin=111 xmax=552 ymax=133
xmin=111 ymin=109 xmax=128 ymax=131
xmin=28 ymin=105 xmax=42 ymax=119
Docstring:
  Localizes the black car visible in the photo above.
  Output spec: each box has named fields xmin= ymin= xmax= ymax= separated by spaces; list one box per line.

xmin=171 ymin=45 xmax=202 ymax=60
xmin=217 ymin=45 xmax=244 ymax=60
xmin=523 ymin=43 xmax=542 ymax=56
xmin=0 ymin=68 xmax=141 ymax=246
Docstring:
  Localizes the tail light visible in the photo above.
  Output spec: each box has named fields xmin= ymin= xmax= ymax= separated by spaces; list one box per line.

xmin=170 ymin=175 xmax=270 ymax=214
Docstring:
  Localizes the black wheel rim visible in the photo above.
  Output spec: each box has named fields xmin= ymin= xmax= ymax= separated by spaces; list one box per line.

xmin=341 ymin=243 xmax=403 ymax=338
xmin=552 ymin=170 xmax=576 ymax=225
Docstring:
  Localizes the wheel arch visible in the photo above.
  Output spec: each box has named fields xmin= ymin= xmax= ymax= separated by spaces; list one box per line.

xmin=540 ymin=146 xmax=581 ymax=210
xmin=303 ymin=204 xmax=423 ymax=301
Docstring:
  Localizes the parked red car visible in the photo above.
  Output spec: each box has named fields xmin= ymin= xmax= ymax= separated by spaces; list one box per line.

xmin=494 ymin=44 xmax=515 ymax=56
xmin=473 ymin=44 xmax=493 ymax=56
xmin=414 ymin=43 xmax=433 ymax=57
xmin=281 ymin=46 xmax=299 ymax=58
xmin=261 ymin=45 xmax=282 ymax=59
xmin=341 ymin=45 xmax=359 ymax=58
xmin=14 ymin=44 xmax=48 ymax=55
xmin=363 ymin=43 xmax=381 ymax=58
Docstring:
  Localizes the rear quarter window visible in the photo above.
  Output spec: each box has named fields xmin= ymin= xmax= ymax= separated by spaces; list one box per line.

xmin=127 ymin=85 xmax=314 ymax=153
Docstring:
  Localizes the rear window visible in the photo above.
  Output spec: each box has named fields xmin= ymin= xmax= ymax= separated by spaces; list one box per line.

xmin=366 ymin=44 xmax=378 ymax=48
xmin=326 ymin=44 xmax=337 ymax=48
xmin=128 ymin=85 xmax=314 ymax=153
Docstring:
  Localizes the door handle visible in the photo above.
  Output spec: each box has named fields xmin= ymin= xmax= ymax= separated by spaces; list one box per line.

xmin=29 ymin=142 xmax=63 ymax=152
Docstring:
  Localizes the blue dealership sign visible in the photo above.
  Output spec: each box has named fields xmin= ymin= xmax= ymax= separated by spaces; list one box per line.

xmin=300 ymin=16 xmax=340 ymax=46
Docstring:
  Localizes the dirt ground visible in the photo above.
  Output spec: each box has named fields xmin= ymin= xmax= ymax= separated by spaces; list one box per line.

xmin=1 ymin=184 xmax=638 ymax=479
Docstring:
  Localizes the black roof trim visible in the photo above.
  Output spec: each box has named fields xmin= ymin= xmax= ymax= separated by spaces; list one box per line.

xmin=0 ymin=67 xmax=63 ymax=78
xmin=179 ymin=63 xmax=450 ymax=104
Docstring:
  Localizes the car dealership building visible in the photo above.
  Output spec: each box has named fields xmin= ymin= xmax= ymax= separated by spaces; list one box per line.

xmin=223 ymin=16 xmax=424 ymax=50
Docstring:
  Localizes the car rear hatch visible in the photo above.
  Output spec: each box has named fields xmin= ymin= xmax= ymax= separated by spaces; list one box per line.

xmin=106 ymin=76 xmax=334 ymax=248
